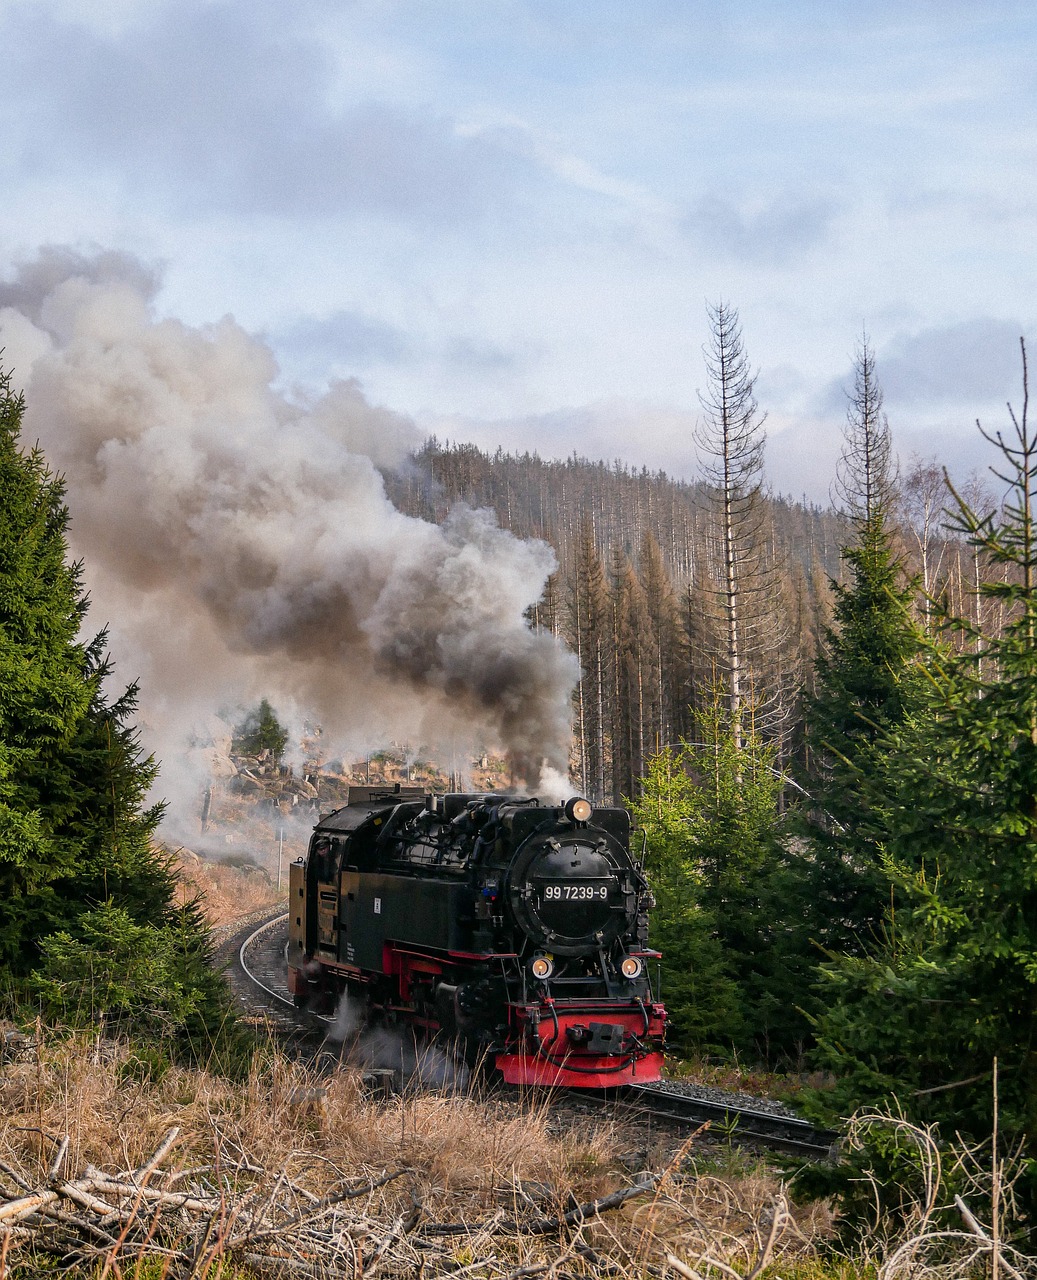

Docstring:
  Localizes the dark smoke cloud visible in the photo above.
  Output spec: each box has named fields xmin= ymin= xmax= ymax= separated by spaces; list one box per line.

xmin=0 ymin=248 xmax=577 ymax=819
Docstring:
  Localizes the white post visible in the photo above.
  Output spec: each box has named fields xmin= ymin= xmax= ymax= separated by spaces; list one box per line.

xmin=277 ymin=827 xmax=284 ymax=891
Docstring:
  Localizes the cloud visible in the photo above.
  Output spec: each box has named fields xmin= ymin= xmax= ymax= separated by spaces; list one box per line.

xmin=442 ymin=336 xmax=516 ymax=372
xmin=272 ymin=311 xmax=517 ymax=388
xmin=683 ymin=191 xmax=838 ymax=265
xmin=277 ymin=311 xmax=415 ymax=369
xmin=877 ymin=318 xmax=1028 ymax=407
xmin=815 ymin=318 xmax=1029 ymax=430
xmin=2 ymin=2 xmax=529 ymax=222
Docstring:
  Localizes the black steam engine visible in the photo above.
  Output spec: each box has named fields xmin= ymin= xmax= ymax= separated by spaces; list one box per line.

xmin=288 ymin=786 xmax=666 ymax=1086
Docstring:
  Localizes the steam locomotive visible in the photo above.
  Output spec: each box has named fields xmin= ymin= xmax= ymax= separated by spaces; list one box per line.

xmin=287 ymin=786 xmax=666 ymax=1087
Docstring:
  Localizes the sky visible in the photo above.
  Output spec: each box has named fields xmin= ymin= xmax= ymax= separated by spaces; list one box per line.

xmin=1 ymin=0 xmax=1035 ymax=502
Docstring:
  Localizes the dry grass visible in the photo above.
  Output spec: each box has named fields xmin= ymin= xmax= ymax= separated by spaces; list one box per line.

xmin=0 ymin=1031 xmax=835 ymax=1278
xmin=171 ymin=851 xmax=286 ymax=928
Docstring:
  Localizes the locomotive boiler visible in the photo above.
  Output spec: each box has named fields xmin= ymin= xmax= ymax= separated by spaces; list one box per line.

xmin=287 ymin=786 xmax=666 ymax=1087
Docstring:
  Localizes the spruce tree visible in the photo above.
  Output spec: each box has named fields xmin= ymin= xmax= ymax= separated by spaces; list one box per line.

xmin=0 ymin=367 xmax=165 ymax=964
xmin=811 ymin=339 xmax=1037 ymax=1231
xmin=630 ymin=746 xmax=741 ymax=1050
xmin=0 ymin=369 xmax=95 ymax=963
xmin=799 ymin=338 xmax=922 ymax=957
xmin=233 ymin=697 xmax=289 ymax=762
xmin=0 ymin=369 xmax=245 ymax=1066
xmin=630 ymin=690 xmax=787 ymax=1056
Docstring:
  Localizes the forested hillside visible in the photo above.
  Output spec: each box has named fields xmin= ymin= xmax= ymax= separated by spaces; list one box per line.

xmin=4 ymin=314 xmax=1037 ymax=1265
xmin=386 ymin=425 xmax=982 ymax=806
xmin=387 ymin=440 xmax=841 ymax=798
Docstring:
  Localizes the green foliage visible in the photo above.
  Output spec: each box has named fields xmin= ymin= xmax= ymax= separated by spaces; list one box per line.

xmin=118 ymin=1042 xmax=173 ymax=1086
xmin=630 ymin=691 xmax=790 ymax=1056
xmin=808 ymin=342 xmax=1037 ymax=1236
xmin=29 ymin=901 xmax=202 ymax=1035
xmin=780 ymin=433 xmax=923 ymax=1052
xmin=797 ymin=337 xmax=924 ymax=977
xmin=632 ymin=746 xmax=741 ymax=1049
xmin=27 ymin=893 xmax=255 ymax=1074
xmin=0 ymin=367 xmax=251 ymax=1072
xmin=799 ymin=507 xmax=924 ymax=959
xmin=233 ymin=698 xmax=289 ymax=761
xmin=0 ymin=370 xmax=94 ymax=927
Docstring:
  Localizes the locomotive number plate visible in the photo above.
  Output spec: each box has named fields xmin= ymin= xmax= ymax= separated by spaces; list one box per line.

xmin=541 ymin=884 xmax=609 ymax=901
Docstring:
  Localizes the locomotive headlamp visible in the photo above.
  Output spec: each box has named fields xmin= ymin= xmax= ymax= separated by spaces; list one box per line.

xmin=620 ymin=955 xmax=644 ymax=980
xmin=564 ymin=797 xmax=593 ymax=823
xmin=531 ymin=954 xmax=554 ymax=980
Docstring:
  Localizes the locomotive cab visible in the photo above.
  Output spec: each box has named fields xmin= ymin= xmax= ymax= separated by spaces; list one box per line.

xmin=287 ymin=784 xmax=426 ymax=1008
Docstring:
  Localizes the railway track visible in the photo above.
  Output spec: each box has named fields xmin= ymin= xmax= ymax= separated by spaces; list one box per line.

xmin=236 ymin=911 xmax=296 ymax=1011
xmin=232 ymin=911 xmax=840 ymax=1159
xmin=619 ymin=1084 xmax=839 ymax=1159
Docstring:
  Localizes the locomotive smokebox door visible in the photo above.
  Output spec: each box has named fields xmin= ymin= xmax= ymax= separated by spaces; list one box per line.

xmin=507 ymin=834 xmax=627 ymax=955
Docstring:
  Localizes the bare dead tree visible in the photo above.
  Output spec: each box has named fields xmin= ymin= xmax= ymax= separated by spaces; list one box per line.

xmin=902 ymin=455 xmax=948 ymax=627
xmin=695 ymin=300 xmax=769 ymax=751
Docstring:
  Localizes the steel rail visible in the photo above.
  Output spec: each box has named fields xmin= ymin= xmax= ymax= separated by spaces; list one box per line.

xmin=235 ymin=914 xmax=840 ymax=1155
xmin=238 ymin=912 xmax=294 ymax=1007
xmin=618 ymin=1083 xmax=840 ymax=1158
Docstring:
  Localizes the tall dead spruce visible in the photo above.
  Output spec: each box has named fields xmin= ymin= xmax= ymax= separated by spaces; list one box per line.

xmin=695 ymin=302 xmax=784 ymax=751
xmin=833 ymin=333 xmax=897 ymax=523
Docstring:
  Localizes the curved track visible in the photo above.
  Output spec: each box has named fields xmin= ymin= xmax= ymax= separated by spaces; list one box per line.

xmin=232 ymin=908 xmax=839 ymax=1158
xmin=237 ymin=912 xmax=295 ymax=1009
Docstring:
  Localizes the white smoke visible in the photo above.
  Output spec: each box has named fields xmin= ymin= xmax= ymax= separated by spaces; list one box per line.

xmin=326 ymin=991 xmax=470 ymax=1090
xmin=534 ymin=764 xmax=579 ymax=806
xmin=0 ymin=248 xmax=578 ymax=823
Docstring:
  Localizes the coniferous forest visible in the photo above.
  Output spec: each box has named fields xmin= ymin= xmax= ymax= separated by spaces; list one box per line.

xmin=4 ymin=306 xmax=1037 ymax=1260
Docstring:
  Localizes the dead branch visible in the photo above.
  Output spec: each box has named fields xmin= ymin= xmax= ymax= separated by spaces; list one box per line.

xmin=955 ymin=1195 xmax=1027 ymax=1280
xmin=420 ymin=1171 xmax=662 ymax=1238
xmin=0 ymin=1111 xmax=808 ymax=1280
xmin=665 ymin=1193 xmax=792 ymax=1280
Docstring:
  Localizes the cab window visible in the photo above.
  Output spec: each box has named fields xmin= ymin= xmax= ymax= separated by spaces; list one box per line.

xmin=311 ymin=837 xmax=333 ymax=881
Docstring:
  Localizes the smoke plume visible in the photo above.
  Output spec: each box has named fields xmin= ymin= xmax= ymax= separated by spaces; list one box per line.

xmin=0 ymin=248 xmax=577 ymax=820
